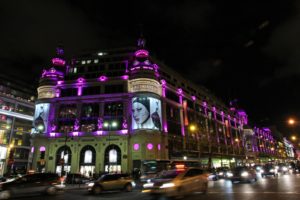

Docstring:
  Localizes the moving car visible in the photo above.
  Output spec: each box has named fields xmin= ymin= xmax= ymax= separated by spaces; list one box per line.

xmin=261 ymin=164 xmax=278 ymax=177
xmin=65 ymin=173 xmax=91 ymax=184
xmin=216 ymin=167 xmax=232 ymax=179
xmin=87 ymin=173 xmax=135 ymax=194
xmin=142 ymin=168 xmax=209 ymax=198
xmin=0 ymin=173 xmax=64 ymax=199
xmin=276 ymin=163 xmax=289 ymax=174
xmin=230 ymin=167 xmax=257 ymax=183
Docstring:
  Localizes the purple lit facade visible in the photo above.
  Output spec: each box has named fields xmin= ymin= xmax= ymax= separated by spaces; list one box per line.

xmin=31 ymin=41 xmax=294 ymax=175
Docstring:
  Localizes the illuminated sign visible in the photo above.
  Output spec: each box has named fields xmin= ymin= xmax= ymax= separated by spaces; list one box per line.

xmin=37 ymin=86 xmax=57 ymax=99
xmin=32 ymin=103 xmax=50 ymax=134
xmin=128 ymin=78 xmax=162 ymax=96
xmin=132 ymin=96 xmax=162 ymax=130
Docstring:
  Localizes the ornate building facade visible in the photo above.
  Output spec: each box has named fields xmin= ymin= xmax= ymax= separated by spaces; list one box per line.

xmin=31 ymin=40 xmax=264 ymax=176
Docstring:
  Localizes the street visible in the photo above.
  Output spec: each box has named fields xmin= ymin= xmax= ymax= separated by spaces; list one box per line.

xmin=14 ymin=173 xmax=300 ymax=200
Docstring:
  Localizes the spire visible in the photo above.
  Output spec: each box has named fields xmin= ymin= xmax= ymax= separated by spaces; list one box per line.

xmin=52 ymin=44 xmax=66 ymax=67
xmin=137 ymin=24 xmax=146 ymax=49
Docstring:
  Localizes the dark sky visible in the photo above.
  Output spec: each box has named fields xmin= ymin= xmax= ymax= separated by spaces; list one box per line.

xmin=1 ymin=0 xmax=300 ymax=135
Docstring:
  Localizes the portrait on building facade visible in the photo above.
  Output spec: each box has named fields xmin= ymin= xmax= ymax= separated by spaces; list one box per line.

xmin=131 ymin=97 xmax=162 ymax=130
xmin=32 ymin=103 xmax=50 ymax=134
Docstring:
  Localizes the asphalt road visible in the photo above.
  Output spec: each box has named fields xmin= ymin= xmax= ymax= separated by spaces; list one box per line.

xmin=11 ymin=173 xmax=300 ymax=200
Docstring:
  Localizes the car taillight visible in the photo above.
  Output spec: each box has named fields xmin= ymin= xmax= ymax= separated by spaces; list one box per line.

xmin=59 ymin=177 xmax=65 ymax=183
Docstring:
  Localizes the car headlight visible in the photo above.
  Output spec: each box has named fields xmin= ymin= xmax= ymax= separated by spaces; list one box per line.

xmin=270 ymin=169 xmax=274 ymax=172
xmin=227 ymin=172 xmax=233 ymax=177
xmin=219 ymin=172 xmax=224 ymax=175
xmin=87 ymin=182 xmax=94 ymax=187
xmin=131 ymin=181 xmax=136 ymax=187
xmin=260 ymin=170 xmax=264 ymax=173
xmin=241 ymin=172 xmax=249 ymax=177
xmin=143 ymin=182 xmax=154 ymax=188
xmin=160 ymin=182 xmax=175 ymax=189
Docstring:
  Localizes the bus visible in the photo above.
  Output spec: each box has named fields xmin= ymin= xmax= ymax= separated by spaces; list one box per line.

xmin=138 ymin=160 xmax=171 ymax=182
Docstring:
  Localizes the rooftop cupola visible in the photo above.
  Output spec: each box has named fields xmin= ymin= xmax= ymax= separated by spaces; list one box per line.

xmin=129 ymin=37 xmax=159 ymax=80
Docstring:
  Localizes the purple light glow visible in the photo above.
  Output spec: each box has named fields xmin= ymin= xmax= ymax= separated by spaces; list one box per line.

xmin=161 ymin=79 xmax=166 ymax=85
xmin=133 ymin=143 xmax=140 ymax=151
xmin=31 ymin=147 xmax=34 ymax=153
xmin=55 ymin=90 xmax=60 ymax=98
xmin=157 ymin=144 xmax=161 ymax=150
xmin=57 ymin=80 xmax=64 ymax=85
xmin=177 ymin=88 xmax=183 ymax=95
xmin=118 ymin=129 xmax=128 ymax=134
xmin=96 ymin=130 xmax=103 ymax=135
xmin=122 ymin=119 xmax=128 ymax=129
xmin=50 ymin=132 xmax=56 ymax=137
xmin=99 ymin=75 xmax=108 ymax=82
xmin=163 ymin=123 xmax=168 ymax=133
xmin=72 ymin=131 xmax=79 ymax=137
xmin=52 ymin=58 xmax=66 ymax=66
xmin=147 ymin=143 xmax=153 ymax=150
xmin=135 ymin=49 xmax=149 ymax=57
xmin=153 ymin=64 xmax=159 ymax=72
xmin=77 ymin=77 xmax=85 ymax=83
xmin=121 ymin=75 xmax=129 ymax=80
xmin=181 ymin=125 xmax=185 ymax=136
xmin=39 ymin=146 xmax=46 ymax=152
xmin=203 ymin=101 xmax=207 ymax=107
xmin=192 ymin=96 xmax=196 ymax=101
xmin=77 ymin=87 xmax=82 ymax=96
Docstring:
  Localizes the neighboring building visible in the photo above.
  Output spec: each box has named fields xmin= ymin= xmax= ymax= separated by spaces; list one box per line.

xmin=31 ymin=39 xmax=249 ymax=176
xmin=0 ymin=75 xmax=35 ymax=175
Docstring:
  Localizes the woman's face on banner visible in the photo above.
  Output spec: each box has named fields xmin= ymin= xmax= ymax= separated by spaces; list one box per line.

xmin=132 ymin=101 xmax=149 ymax=124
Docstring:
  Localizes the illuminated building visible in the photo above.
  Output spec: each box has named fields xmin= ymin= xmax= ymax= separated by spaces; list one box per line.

xmin=32 ymin=39 xmax=251 ymax=175
xmin=0 ymin=75 xmax=35 ymax=175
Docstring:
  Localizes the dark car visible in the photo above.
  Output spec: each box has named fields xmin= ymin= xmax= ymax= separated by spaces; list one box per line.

xmin=65 ymin=173 xmax=91 ymax=184
xmin=216 ymin=167 xmax=232 ymax=179
xmin=276 ymin=163 xmax=289 ymax=174
xmin=230 ymin=167 xmax=257 ymax=183
xmin=261 ymin=164 xmax=278 ymax=177
xmin=0 ymin=173 xmax=64 ymax=199
xmin=87 ymin=173 xmax=135 ymax=195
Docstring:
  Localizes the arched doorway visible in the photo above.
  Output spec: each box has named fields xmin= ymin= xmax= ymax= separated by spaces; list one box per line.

xmin=79 ymin=145 xmax=96 ymax=177
xmin=104 ymin=145 xmax=121 ymax=173
xmin=55 ymin=145 xmax=72 ymax=175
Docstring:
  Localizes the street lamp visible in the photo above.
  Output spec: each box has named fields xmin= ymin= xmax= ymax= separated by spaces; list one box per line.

xmin=291 ymin=135 xmax=297 ymax=141
xmin=288 ymin=118 xmax=296 ymax=125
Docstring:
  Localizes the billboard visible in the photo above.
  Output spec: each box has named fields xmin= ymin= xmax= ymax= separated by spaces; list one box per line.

xmin=32 ymin=103 xmax=50 ymax=134
xmin=131 ymin=97 xmax=162 ymax=130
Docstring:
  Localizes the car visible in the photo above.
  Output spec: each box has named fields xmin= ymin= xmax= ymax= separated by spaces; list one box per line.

xmin=142 ymin=168 xmax=209 ymax=198
xmin=216 ymin=167 xmax=232 ymax=179
xmin=65 ymin=173 xmax=91 ymax=184
xmin=230 ymin=167 xmax=257 ymax=183
xmin=276 ymin=163 xmax=289 ymax=174
xmin=87 ymin=173 xmax=135 ymax=194
xmin=261 ymin=164 xmax=278 ymax=177
xmin=0 ymin=173 xmax=64 ymax=199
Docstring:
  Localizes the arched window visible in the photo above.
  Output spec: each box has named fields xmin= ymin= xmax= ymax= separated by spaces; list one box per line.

xmin=80 ymin=145 xmax=96 ymax=165
xmin=84 ymin=150 xmax=92 ymax=163
xmin=56 ymin=146 xmax=72 ymax=165
xmin=109 ymin=149 xmax=117 ymax=163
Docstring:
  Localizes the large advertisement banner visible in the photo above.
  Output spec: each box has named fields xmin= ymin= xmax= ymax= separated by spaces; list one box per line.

xmin=132 ymin=97 xmax=162 ymax=130
xmin=32 ymin=103 xmax=50 ymax=134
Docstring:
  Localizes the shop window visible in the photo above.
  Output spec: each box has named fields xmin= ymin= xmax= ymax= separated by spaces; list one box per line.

xmin=104 ymin=84 xmax=124 ymax=94
xmin=104 ymin=102 xmax=123 ymax=116
xmin=58 ymin=104 xmax=77 ymax=119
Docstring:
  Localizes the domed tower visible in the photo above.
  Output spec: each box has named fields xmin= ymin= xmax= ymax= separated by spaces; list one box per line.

xmin=37 ymin=46 xmax=65 ymax=99
xmin=33 ymin=46 xmax=66 ymax=134
xmin=128 ymin=37 xmax=167 ymax=163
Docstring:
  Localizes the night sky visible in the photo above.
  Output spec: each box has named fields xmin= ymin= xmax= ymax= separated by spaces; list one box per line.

xmin=1 ymin=0 xmax=299 ymax=136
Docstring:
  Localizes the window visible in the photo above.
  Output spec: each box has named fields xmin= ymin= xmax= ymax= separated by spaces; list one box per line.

xmin=84 ymin=150 xmax=92 ymax=163
xmin=81 ymin=104 xmax=99 ymax=119
xmin=109 ymin=149 xmax=117 ymax=163
xmin=104 ymin=102 xmax=123 ymax=116
xmin=60 ymin=88 xmax=78 ymax=97
xmin=58 ymin=104 xmax=77 ymax=119
xmin=104 ymin=84 xmax=124 ymax=93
